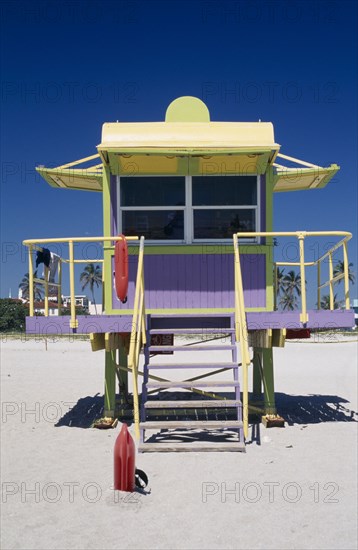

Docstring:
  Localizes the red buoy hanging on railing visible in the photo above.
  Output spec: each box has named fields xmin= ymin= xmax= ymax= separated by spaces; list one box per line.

xmin=114 ymin=423 xmax=136 ymax=492
xmin=114 ymin=234 xmax=128 ymax=303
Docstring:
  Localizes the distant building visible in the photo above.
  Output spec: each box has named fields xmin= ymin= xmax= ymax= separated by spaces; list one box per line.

xmin=62 ymin=295 xmax=89 ymax=310
xmin=352 ymin=299 xmax=358 ymax=326
xmin=34 ymin=301 xmax=59 ymax=316
xmin=88 ymin=303 xmax=103 ymax=315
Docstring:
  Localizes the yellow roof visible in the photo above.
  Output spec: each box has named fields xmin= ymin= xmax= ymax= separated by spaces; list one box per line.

xmin=35 ymin=97 xmax=339 ymax=191
xmin=98 ymin=121 xmax=279 ymax=150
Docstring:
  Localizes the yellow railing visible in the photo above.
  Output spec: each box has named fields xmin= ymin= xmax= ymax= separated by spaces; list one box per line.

xmin=233 ymin=230 xmax=352 ymax=439
xmin=27 ymin=244 xmax=65 ymax=318
xmin=127 ymin=236 xmax=146 ymax=440
xmin=23 ymin=235 xmax=140 ymax=329
xmin=233 ymin=231 xmax=351 ymax=324
xmin=270 ymin=231 xmax=352 ymax=318
xmin=233 ymin=234 xmax=251 ymax=440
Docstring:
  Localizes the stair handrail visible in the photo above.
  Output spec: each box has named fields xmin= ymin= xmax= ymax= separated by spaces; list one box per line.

xmin=233 ymin=233 xmax=251 ymax=439
xmin=127 ymin=236 xmax=146 ymax=440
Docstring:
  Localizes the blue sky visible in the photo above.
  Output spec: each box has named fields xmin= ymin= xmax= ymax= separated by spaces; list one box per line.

xmin=1 ymin=0 xmax=357 ymax=305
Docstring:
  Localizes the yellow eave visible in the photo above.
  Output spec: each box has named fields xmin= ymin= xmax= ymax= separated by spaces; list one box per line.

xmin=98 ymin=121 xmax=279 ymax=150
xmin=36 ymin=155 xmax=103 ymax=191
xmin=273 ymin=154 xmax=339 ymax=191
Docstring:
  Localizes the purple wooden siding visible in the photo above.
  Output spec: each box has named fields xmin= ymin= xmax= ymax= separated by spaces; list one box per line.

xmin=112 ymin=254 xmax=266 ymax=310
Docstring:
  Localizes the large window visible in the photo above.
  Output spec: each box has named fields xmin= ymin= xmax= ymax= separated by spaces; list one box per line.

xmin=118 ymin=175 xmax=259 ymax=242
xmin=192 ymin=175 xmax=257 ymax=240
xmin=120 ymin=177 xmax=185 ymax=240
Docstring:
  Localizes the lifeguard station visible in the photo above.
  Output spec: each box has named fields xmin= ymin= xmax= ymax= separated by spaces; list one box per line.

xmin=23 ymin=97 xmax=354 ymax=452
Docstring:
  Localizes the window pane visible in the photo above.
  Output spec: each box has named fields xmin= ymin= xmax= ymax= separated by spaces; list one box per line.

xmin=194 ymin=209 xmax=255 ymax=239
xmin=121 ymin=177 xmax=185 ymax=207
xmin=123 ymin=210 xmax=184 ymax=240
xmin=192 ymin=176 xmax=257 ymax=206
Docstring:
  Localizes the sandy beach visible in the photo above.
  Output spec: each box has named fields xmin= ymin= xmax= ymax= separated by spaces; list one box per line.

xmin=1 ymin=336 xmax=357 ymax=550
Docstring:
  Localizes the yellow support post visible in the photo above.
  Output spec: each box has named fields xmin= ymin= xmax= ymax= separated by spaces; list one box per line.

xmin=141 ymin=272 xmax=147 ymax=345
xmin=317 ymin=260 xmax=321 ymax=310
xmin=233 ymin=234 xmax=250 ymax=440
xmin=57 ymin=262 xmax=62 ymax=316
xmin=128 ymin=236 xmax=145 ymax=441
xmin=343 ymin=241 xmax=350 ymax=310
xmin=68 ymin=241 xmax=78 ymax=329
xmin=298 ymin=234 xmax=308 ymax=324
xmin=28 ymin=245 xmax=34 ymax=316
xmin=328 ymin=252 xmax=334 ymax=310
xmin=44 ymin=266 xmax=49 ymax=316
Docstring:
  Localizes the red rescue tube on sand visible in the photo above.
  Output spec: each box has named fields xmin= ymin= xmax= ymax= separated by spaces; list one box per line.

xmin=114 ymin=235 xmax=128 ymax=303
xmin=114 ymin=423 xmax=136 ymax=492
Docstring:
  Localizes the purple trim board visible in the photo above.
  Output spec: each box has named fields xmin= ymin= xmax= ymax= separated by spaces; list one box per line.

xmin=26 ymin=310 xmax=355 ymax=335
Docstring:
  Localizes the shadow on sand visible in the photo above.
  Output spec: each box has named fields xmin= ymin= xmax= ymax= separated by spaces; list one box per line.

xmin=55 ymin=391 xmax=357 ymax=430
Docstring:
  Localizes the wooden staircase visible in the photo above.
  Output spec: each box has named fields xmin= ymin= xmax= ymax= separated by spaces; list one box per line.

xmin=138 ymin=314 xmax=245 ymax=452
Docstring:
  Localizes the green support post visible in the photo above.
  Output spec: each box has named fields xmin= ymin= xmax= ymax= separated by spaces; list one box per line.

xmin=262 ymin=348 xmax=276 ymax=415
xmin=252 ymin=348 xmax=262 ymax=399
xmin=117 ymin=337 xmax=129 ymax=406
xmin=104 ymin=350 xmax=117 ymax=417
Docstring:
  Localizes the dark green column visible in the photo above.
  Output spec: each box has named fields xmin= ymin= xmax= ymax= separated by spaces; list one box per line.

xmin=262 ymin=348 xmax=276 ymax=415
xmin=252 ymin=348 xmax=262 ymax=399
xmin=104 ymin=350 xmax=117 ymax=417
xmin=117 ymin=338 xmax=129 ymax=405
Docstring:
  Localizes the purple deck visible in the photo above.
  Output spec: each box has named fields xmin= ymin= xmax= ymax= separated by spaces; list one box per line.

xmin=26 ymin=310 xmax=355 ymax=335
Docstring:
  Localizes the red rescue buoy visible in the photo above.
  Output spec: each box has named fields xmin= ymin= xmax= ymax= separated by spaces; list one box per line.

xmin=114 ymin=234 xmax=128 ymax=303
xmin=114 ymin=423 xmax=136 ymax=492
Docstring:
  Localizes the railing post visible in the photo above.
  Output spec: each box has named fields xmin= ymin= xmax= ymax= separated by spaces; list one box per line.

xmin=44 ymin=266 xmax=49 ymax=317
xmin=273 ymin=263 xmax=277 ymax=310
xmin=68 ymin=241 xmax=78 ymax=329
xmin=343 ymin=241 xmax=350 ymax=310
xmin=233 ymin=233 xmax=250 ymax=439
xmin=298 ymin=233 xmax=308 ymax=324
xmin=128 ymin=235 xmax=145 ymax=441
xmin=57 ymin=261 xmax=62 ymax=316
xmin=317 ymin=260 xmax=321 ymax=310
xmin=28 ymin=245 xmax=34 ymax=316
xmin=233 ymin=235 xmax=239 ymax=342
xmin=141 ymin=271 xmax=146 ymax=345
xmin=328 ymin=252 xmax=334 ymax=310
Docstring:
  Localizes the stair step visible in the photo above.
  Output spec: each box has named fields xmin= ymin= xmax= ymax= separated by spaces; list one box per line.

xmin=145 ymin=399 xmax=241 ymax=409
xmin=149 ymin=345 xmax=235 ymax=352
xmin=140 ymin=420 xmax=243 ymax=429
xmin=146 ymin=380 xmax=239 ymax=388
xmin=148 ymin=362 xmax=237 ymax=370
xmin=150 ymin=328 xmax=235 ymax=335
xmin=138 ymin=442 xmax=245 ymax=452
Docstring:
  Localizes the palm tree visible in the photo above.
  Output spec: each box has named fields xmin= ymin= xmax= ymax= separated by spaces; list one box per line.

xmin=275 ymin=267 xmax=286 ymax=296
xmin=279 ymin=292 xmax=298 ymax=311
xmin=319 ymin=294 xmax=342 ymax=310
xmin=333 ymin=261 xmax=355 ymax=285
xmin=283 ymin=270 xmax=302 ymax=298
xmin=80 ymin=263 xmax=102 ymax=314
xmin=275 ymin=267 xmax=286 ymax=310
xmin=19 ymin=271 xmax=44 ymax=301
xmin=277 ymin=269 xmax=302 ymax=311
